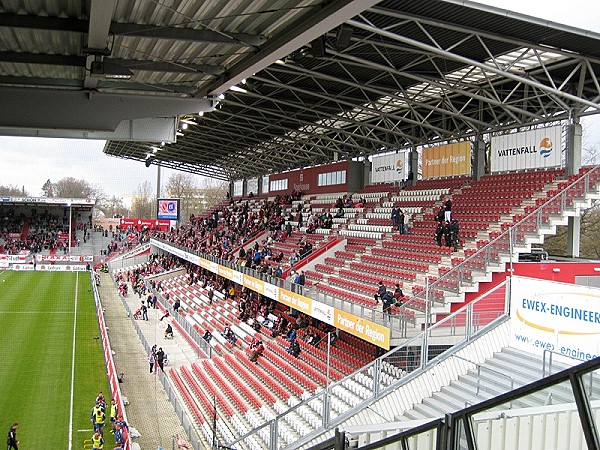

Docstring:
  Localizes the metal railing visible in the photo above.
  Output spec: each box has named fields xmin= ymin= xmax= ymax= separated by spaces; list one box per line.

xmin=328 ymin=355 xmax=600 ymax=450
xmin=402 ymin=165 xmax=600 ymax=328
xmin=224 ymin=280 xmax=511 ymax=450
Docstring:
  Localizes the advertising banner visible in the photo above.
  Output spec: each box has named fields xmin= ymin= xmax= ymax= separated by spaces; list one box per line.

xmin=247 ymin=178 xmax=259 ymax=196
xmin=149 ymin=239 xmax=391 ymax=349
xmin=334 ymin=309 xmax=389 ymax=348
xmin=278 ymin=289 xmax=313 ymax=315
xmin=371 ymin=151 xmax=409 ymax=183
xmin=422 ymin=142 xmax=471 ymax=178
xmin=510 ymin=276 xmax=600 ymax=361
xmin=491 ymin=125 xmax=562 ymax=172
xmin=37 ymin=255 xmax=93 ymax=262
xmin=0 ymin=254 xmax=27 ymax=263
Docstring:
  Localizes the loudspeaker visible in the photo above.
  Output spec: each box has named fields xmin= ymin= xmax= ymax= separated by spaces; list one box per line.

xmin=311 ymin=37 xmax=326 ymax=58
xmin=336 ymin=25 xmax=353 ymax=50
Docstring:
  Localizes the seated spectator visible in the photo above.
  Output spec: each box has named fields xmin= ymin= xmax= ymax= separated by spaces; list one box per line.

xmin=221 ymin=326 xmax=237 ymax=344
xmin=285 ymin=325 xmax=297 ymax=342
xmin=164 ymin=324 xmax=173 ymax=339
xmin=287 ymin=339 xmax=301 ymax=357
xmin=202 ymin=330 xmax=212 ymax=342
xmin=249 ymin=337 xmax=264 ymax=363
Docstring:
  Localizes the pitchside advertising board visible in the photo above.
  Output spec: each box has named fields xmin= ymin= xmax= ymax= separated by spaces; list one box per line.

xmin=491 ymin=125 xmax=562 ymax=172
xmin=422 ymin=142 xmax=471 ymax=178
xmin=510 ymin=276 xmax=600 ymax=361
xmin=371 ymin=151 xmax=409 ymax=183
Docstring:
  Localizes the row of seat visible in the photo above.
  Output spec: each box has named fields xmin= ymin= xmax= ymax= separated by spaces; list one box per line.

xmin=349 ymin=261 xmax=417 ymax=282
xmin=364 ymin=252 xmax=429 ymax=273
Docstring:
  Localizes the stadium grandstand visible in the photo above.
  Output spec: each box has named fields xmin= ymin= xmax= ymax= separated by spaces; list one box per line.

xmin=2 ymin=1 xmax=600 ymax=450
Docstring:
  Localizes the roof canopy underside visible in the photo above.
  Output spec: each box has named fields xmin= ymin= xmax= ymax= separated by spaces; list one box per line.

xmin=0 ymin=0 xmax=599 ymax=181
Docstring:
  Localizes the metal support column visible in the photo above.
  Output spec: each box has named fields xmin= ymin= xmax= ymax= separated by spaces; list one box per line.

xmin=567 ymin=120 xmax=582 ymax=257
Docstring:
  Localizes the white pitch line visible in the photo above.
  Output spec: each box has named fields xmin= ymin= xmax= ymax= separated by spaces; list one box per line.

xmin=0 ymin=311 xmax=73 ymax=314
xmin=68 ymin=272 xmax=79 ymax=450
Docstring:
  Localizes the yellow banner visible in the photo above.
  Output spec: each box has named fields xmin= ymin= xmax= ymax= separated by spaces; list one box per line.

xmin=422 ymin=141 xmax=471 ymax=178
xmin=334 ymin=309 xmax=390 ymax=349
xmin=218 ymin=265 xmax=233 ymax=281
xmin=243 ymin=274 xmax=264 ymax=295
xmin=278 ymin=289 xmax=313 ymax=315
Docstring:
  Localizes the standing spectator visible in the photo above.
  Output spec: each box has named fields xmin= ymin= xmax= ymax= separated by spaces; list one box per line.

xmin=436 ymin=206 xmax=445 ymax=223
xmin=444 ymin=198 xmax=452 ymax=222
xmin=435 ymin=222 xmax=444 ymax=246
xmin=375 ymin=281 xmax=387 ymax=303
xmin=173 ymin=299 xmax=181 ymax=313
xmin=398 ymin=209 xmax=405 ymax=234
xmin=148 ymin=347 xmax=156 ymax=373
xmin=156 ymin=347 xmax=165 ymax=371
xmin=6 ymin=423 xmax=18 ymax=450
xmin=297 ymin=271 xmax=306 ymax=286
xmin=393 ymin=284 xmax=405 ymax=305
xmin=141 ymin=301 xmax=148 ymax=321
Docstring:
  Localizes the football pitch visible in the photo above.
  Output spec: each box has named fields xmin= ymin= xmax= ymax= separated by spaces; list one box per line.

xmin=0 ymin=271 xmax=110 ymax=449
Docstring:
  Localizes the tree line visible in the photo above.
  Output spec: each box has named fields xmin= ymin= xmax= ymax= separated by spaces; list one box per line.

xmin=0 ymin=173 xmax=227 ymax=221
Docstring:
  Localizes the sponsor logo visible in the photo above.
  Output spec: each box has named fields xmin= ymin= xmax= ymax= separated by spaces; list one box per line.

xmin=396 ymin=159 xmax=404 ymax=175
xmin=539 ymin=137 xmax=553 ymax=158
xmin=293 ymin=183 xmax=310 ymax=191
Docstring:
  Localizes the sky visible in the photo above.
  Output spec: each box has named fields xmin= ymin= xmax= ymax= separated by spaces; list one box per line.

xmin=0 ymin=0 xmax=599 ymax=199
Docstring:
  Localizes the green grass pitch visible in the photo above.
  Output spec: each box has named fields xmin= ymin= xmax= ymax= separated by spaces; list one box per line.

xmin=0 ymin=271 xmax=110 ymax=449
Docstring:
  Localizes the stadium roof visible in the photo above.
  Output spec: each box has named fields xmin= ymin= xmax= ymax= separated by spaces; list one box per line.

xmin=1 ymin=1 xmax=599 ymax=181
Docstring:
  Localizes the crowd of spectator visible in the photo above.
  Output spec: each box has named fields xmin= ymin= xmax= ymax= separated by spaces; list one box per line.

xmin=1 ymin=210 xmax=73 ymax=254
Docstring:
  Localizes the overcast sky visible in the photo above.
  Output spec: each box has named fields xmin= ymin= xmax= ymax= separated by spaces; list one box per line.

xmin=0 ymin=0 xmax=598 ymax=198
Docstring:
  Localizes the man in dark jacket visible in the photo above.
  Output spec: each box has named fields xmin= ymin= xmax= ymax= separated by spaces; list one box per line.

xmin=7 ymin=423 xmax=18 ymax=450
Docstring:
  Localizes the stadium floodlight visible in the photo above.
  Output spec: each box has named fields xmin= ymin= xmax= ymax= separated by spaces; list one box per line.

xmin=229 ymin=85 xmax=247 ymax=93
xmin=217 ymin=93 xmax=225 ymax=100
xmin=90 ymin=60 xmax=133 ymax=79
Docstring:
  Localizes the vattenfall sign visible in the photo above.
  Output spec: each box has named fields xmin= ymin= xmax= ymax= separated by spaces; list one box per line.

xmin=491 ymin=125 xmax=562 ymax=172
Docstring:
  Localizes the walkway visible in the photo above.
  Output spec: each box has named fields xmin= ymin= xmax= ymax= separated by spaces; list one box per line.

xmin=98 ymin=272 xmax=205 ymax=449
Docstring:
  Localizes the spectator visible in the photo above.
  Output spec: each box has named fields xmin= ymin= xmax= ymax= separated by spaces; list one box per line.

xmin=249 ymin=337 xmax=264 ymax=363
xmin=444 ymin=198 xmax=452 ymax=222
xmin=287 ymin=339 xmax=301 ymax=357
xmin=156 ymin=347 xmax=165 ymax=371
xmin=375 ymin=281 xmax=386 ymax=303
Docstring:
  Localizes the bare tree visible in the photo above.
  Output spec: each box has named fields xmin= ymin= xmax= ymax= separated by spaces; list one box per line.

xmin=199 ymin=179 xmax=228 ymax=212
xmin=131 ymin=180 xmax=154 ymax=218
xmin=41 ymin=179 xmax=54 ymax=197
xmin=543 ymin=132 xmax=600 ymax=257
xmin=52 ymin=177 xmax=104 ymax=201
xmin=99 ymin=196 xmax=128 ymax=218
xmin=0 ymin=184 xmax=28 ymax=196
xmin=166 ymin=173 xmax=197 ymax=219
